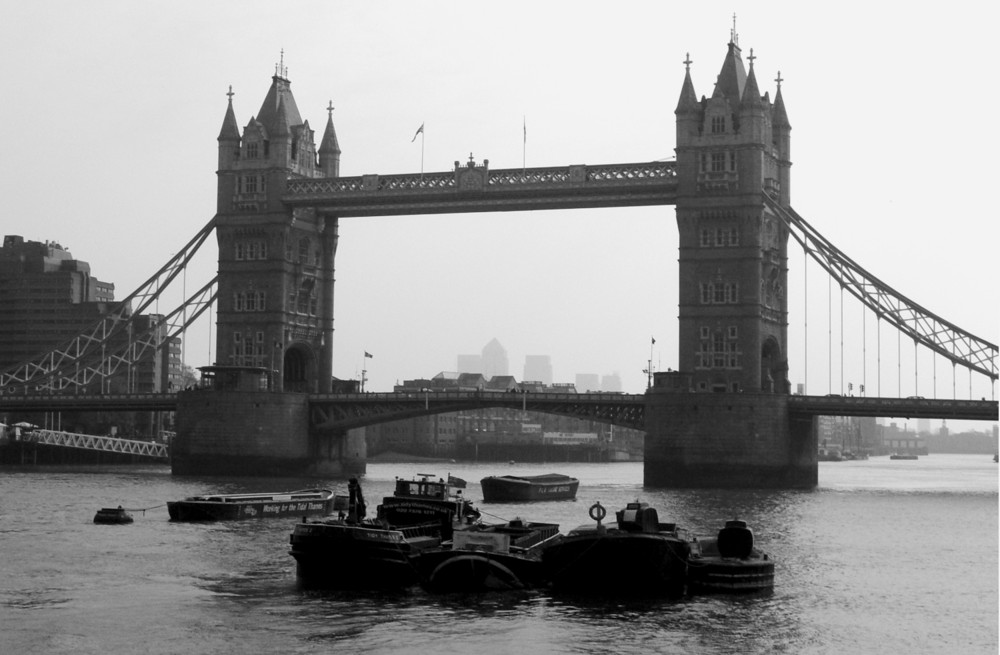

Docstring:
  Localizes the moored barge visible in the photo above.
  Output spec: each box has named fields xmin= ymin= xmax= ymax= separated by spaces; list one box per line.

xmin=168 ymin=488 xmax=344 ymax=521
xmin=480 ymin=473 xmax=579 ymax=502
xmin=413 ymin=518 xmax=560 ymax=592
xmin=542 ymin=501 xmax=691 ymax=595
xmin=289 ymin=474 xmax=481 ymax=588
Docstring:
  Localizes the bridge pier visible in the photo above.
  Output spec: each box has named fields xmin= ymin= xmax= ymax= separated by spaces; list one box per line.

xmin=644 ymin=389 xmax=817 ymax=488
xmin=173 ymin=389 xmax=366 ymax=477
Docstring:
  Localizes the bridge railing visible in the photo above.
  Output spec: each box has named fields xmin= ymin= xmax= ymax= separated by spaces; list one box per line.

xmin=16 ymin=429 xmax=169 ymax=459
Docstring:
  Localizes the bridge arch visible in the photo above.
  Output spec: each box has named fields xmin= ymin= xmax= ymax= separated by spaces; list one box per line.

xmin=761 ymin=336 xmax=784 ymax=393
xmin=284 ymin=343 xmax=316 ymax=392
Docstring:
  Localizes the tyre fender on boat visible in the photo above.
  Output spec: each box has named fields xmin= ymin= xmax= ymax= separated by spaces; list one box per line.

xmin=588 ymin=502 xmax=607 ymax=523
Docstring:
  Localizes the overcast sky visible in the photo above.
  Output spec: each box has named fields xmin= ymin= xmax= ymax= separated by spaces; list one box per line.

xmin=3 ymin=2 xmax=997 ymax=422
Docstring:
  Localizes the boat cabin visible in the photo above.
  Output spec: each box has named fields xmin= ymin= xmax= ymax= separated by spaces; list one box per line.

xmin=615 ymin=502 xmax=677 ymax=534
xmin=393 ymin=474 xmax=454 ymax=501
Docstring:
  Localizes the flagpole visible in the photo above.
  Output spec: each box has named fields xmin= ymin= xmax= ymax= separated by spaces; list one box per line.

xmin=420 ymin=125 xmax=425 ymax=178
xmin=522 ymin=116 xmax=526 ymax=176
xmin=648 ymin=337 xmax=655 ymax=389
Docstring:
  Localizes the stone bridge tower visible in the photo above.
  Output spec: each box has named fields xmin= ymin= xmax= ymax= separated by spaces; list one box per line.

xmin=645 ymin=32 xmax=813 ymax=488
xmin=673 ymin=33 xmax=792 ymax=394
xmin=173 ymin=61 xmax=361 ymax=477
xmin=214 ymin=61 xmax=341 ymax=393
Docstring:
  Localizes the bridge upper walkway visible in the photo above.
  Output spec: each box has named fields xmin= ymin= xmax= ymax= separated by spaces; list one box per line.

xmin=283 ymin=161 xmax=679 ymax=216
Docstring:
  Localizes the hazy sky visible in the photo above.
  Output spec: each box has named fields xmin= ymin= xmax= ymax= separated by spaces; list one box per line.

xmin=3 ymin=2 xmax=997 ymax=417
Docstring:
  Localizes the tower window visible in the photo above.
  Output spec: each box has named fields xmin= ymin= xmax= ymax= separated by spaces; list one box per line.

xmin=246 ymin=142 xmax=259 ymax=159
xmin=711 ymin=115 xmax=725 ymax=134
xmin=711 ymin=152 xmax=726 ymax=172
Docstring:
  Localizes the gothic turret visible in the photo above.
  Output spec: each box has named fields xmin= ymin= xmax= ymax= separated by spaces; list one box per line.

xmin=772 ymin=75 xmax=792 ymax=205
xmin=675 ymin=54 xmax=701 ymax=142
xmin=218 ymin=87 xmax=241 ymax=171
xmin=318 ymin=103 xmax=341 ymax=177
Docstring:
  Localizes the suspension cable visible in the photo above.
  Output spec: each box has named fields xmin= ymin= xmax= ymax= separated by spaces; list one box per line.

xmin=828 ymin=274 xmax=832 ymax=394
xmin=804 ymin=244 xmax=808 ymax=394
xmin=840 ymin=281 xmax=845 ymax=395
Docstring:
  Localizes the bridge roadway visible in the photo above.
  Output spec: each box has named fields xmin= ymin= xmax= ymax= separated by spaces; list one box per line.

xmin=2 ymin=392 xmax=994 ymax=428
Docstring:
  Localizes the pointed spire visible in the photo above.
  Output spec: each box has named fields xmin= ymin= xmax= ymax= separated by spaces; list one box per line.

xmin=319 ymin=101 xmax=341 ymax=156
xmin=218 ymin=85 xmax=240 ymax=141
xmin=741 ymin=48 xmax=763 ymax=108
xmin=319 ymin=101 xmax=341 ymax=177
xmin=256 ymin=60 xmax=303 ymax=135
xmin=675 ymin=53 xmax=700 ymax=114
xmin=273 ymin=94 xmax=290 ymax=137
xmin=713 ymin=35 xmax=747 ymax=107
xmin=772 ymin=71 xmax=791 ymax=129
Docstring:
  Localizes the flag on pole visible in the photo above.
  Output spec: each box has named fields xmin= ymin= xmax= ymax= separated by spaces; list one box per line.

xmin=364 ymin=351 xmax=373 ymax=359
xmin=651 ymin=337 xmax=656 ymax=345
xmin=411 ymin=123 xmax=424 ymax=142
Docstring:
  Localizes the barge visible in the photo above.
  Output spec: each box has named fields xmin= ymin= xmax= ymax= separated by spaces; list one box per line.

xmin=168 ymin=488 xmax=344 ymax=521
xmin=480 ymin=473 xmax=579 ymax=502
xmin=542 ymin=501 xmax=691 ymax=595
xmin=289 ymin=474 xmax=481 ymax=588
xmin=413 ymin=518 xmax=560 ymax=592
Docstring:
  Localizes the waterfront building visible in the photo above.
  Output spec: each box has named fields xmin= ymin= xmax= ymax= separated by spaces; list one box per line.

xmin=0 ymin=235 xmax=182 ymax=395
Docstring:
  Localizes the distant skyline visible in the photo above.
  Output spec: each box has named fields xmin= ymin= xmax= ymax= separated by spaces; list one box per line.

xmin=2 ymin=2 xmax=996 ymax=412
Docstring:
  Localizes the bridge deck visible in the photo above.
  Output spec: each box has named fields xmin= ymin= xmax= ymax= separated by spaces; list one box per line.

xmin=0 ymin=392 xmax=995 ymax=427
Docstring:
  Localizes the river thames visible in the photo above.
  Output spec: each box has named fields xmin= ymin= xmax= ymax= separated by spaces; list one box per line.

xmin=1 ymin=455 xmax=996 ymax=654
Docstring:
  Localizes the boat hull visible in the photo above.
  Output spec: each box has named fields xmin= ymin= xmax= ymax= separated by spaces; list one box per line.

xmin=480 ymin=475 xmax=579 ymax=503
xmin=542 ymin=529 xmax=690 ymax=594
xmin=289 ymin=520 xmax=443 ymax=588
xmin=413 ymin=521 xmax=560 ymax=592
xmin=416 ymin=550 xmax=545 ymax=592
xmin=687 ymin=556 xmax=775 ymax=593
xmin=168 ymin=491 xmax=344 ymax=521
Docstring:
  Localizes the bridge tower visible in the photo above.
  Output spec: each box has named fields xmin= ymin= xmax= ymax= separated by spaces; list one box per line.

xmin=214 ymin=62 xmax=341 ymax=394
xmin=645 ymin=31 xmax=814 ymax=487
xmin=174 ymin=61 xmax=364 ymax=476
xmin=674 ymin=34 xmax=792 ymax=394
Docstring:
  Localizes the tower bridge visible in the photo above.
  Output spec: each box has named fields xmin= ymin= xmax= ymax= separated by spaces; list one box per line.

xmin=1 ymin=31 xmax=996 ymax=485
